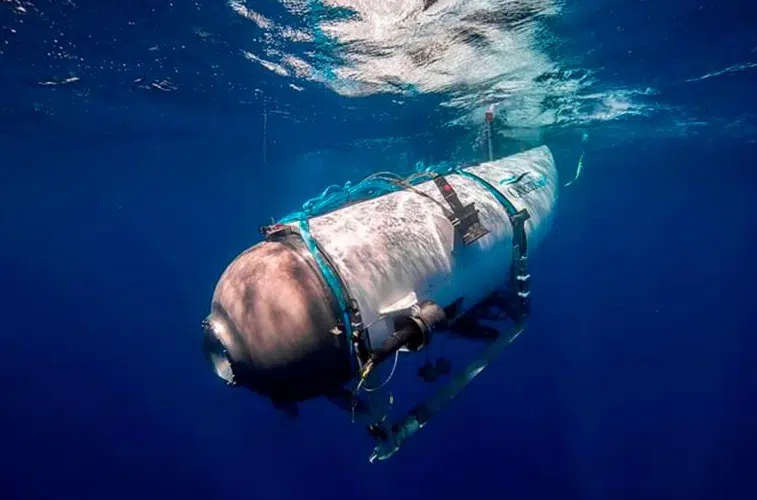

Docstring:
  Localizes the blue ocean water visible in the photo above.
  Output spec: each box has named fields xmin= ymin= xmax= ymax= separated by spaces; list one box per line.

xmin=1 ymin=0 xmax=756 ymax=499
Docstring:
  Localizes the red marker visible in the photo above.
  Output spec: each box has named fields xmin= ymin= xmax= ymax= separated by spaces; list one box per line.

xmin=485 ymin=105 xmax=494 ymax=122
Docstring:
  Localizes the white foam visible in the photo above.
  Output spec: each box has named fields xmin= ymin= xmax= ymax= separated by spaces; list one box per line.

xmin=230 ymin=0 xmax=657 ymax=133
xmin=243 ymin=50 xmax=290 ymax=77
xmin=685 ymin=62 xmax=757 ymax=83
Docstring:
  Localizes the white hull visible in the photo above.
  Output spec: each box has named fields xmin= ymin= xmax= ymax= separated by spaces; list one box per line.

xmin=286 ymin=146 xmax=559 ymax=348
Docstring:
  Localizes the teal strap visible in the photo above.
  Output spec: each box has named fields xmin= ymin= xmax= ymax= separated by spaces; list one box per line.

xmin=297 ymin=217 xmax=348 ymax=311
xmin=456 ymin=169 xmax=531 ymax=317
xmin=456 ymin=169 xmax=517 ymax=217
xmin=296 ymin=216 xmax=357 ymax=369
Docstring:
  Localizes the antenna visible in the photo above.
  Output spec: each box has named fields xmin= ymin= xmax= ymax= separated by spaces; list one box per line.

xmin=262 ymin=105 xmax=268 ymax=167
xmin=485 ymin=105 xmax=494 ymax=161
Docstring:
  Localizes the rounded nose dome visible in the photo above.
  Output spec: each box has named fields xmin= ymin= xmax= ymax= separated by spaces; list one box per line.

xmin=202 ymin=317 xmax=236 ymax=386
xmin=203 ymin=238 xmax=352 ymax=403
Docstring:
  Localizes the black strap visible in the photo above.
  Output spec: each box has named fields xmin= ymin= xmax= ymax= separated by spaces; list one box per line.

xmin=508 ymin=209 xmax=531 ymax=319
xmin=431 ymin=174 xmax=490 ymax=245
xmin=451 ymin=169 xmax=532 ymax=321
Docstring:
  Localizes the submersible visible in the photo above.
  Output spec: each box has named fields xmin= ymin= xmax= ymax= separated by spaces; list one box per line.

xmin=202 ymin=144 xmax=558 ymax=461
